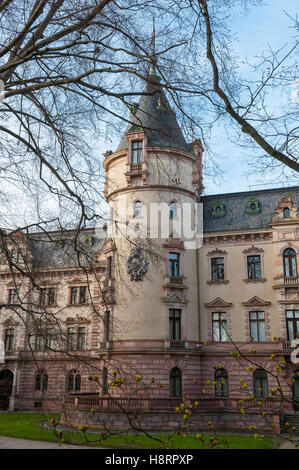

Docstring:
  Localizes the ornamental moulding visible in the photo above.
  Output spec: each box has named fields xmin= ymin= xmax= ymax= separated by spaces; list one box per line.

xmin=127 ymin=247 xmax=149 ymax=281
xmin=204 ymin=297 xmax=232 ymax=308
xmin=207 ymin=249 xmax=227 ymax=256
xmin=65 ymin=316 xmax=90 ymax=324
xmin=242 ymin=245 xmax=264 ymax=254
xmin=242 ymin=296 xmax=271 ymax=307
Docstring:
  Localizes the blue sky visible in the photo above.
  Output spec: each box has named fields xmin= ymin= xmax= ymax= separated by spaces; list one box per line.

xmin=204 ymin=0 xmax=299 ymax=195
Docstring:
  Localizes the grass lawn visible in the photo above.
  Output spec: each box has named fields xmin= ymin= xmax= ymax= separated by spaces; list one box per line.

xmin=0 ymin=412 xmax=279 ymax=449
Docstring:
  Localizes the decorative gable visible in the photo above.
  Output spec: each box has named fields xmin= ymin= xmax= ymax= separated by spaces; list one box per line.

xmin=204 ymin=297 xmax=232 ymax=308
xmin=242 ymin=296 xmax=271 ymax=307
xmin=162 ymin=293 xmax=188 ymax=304
xmin=271 ymin=196 xmax=299 ymax=224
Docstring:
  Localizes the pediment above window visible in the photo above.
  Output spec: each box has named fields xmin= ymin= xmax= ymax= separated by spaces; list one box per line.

xmin=65 ymin=316 xmax=90 ymax=324
xmin=162 ymin=293 xmax=188 ymax=304
xmin=2 ymin=318 xmax=19 ymax=326
xmin=242 ymin=245 xmax=264 ymax=254
xmin=242 ymin=296 xmax=271 ymax=307
xmin=204 ymin=297 xmax=232 ymax=308
xmin=207 ymin=249 xmax=227 ymax=256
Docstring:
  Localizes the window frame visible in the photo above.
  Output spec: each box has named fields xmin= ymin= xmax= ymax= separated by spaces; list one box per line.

xmin=247 ymin=255 xmax=262 ymax=280
xmin=253 ymin=370 xmax=268 ymax=398
xmin=249 ymin=311 xmax=266 ymax=342
xmin=35 ymin=371 xmax=48 ymax=392
xmin=212 ymin=312 xmax=228 ymax=342
xmin=131 ymin=140 xmax=143 ymax=164
xmin=211 ymin=257 xmax=225 ymax=281
xmin=169 ymin=309 xmax=181 ymax=340
xmin=215 ymin=368 xmax=229 ymax=397
xmin=67 ymin=326 xmax=87 ymax=351
xmin=283 ymin=248 xmax=297 ymax=278
xmin=69 ymin=286 xmax=88 ymax=306
xmin=5 ymin=328 xmax=15 ymax=352
xmin=170 ymin=367 xmax=182 ymax=398
xmin=168 ymin=252 xmax=180 ymax=277
xmin=286 ymin=310 xmax=299 ymax=341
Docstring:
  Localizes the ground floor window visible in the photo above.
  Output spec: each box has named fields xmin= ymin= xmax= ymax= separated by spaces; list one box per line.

xmin=67 ymin=370 xmax=81 ymax=392
xmin=215 ymin=368 xmax=229 ymax=397
xmin=253 ymin=369 xmax=268 ymax=398
xmin=35 ymin=371 xmax=48 ymax=391
xmin=170 ymin=367 xmax=182 ymax=397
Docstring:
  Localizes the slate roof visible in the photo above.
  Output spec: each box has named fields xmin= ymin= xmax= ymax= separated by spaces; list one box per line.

xmin=116 ymin=74 xmax=193 ymax=153
xmin=201 ymin=185 xmax=299 ymax=233
xmin=28 ymin=227 xmax=107 ymax=269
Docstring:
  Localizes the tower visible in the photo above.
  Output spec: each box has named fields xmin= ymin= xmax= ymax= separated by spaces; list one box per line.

xmin=102 ymin=68 xmax=204 ymax=396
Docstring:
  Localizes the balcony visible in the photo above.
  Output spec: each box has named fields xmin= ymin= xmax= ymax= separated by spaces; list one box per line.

xmin=169 ymin=276 xmax=183 ymax=285
xmin=165 ymin=340 xmax=186 ymax=350
xmin=273 ymin=275 xmax=299 ymax=289
xmin=130 ymin=163 xmax=143 ymax=172
xmin=284 ymin=276 xmax=299 ymax=285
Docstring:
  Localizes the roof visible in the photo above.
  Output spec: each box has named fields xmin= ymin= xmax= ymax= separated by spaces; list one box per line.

xmin=28 ymin=227 xmax=107 ymax=269
xmin=201 ymin=185 xmax=299 ymax=233
xmin=116 ymin=74 xmax=192 ymax=153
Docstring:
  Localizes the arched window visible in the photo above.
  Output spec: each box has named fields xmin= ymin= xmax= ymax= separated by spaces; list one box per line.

xmin=283 ymin=207 xmax=290 ymax=218
xmin=283 ymin=248 xmax=297 ymax=278
xmin=253 ymin=370 xmax=268 ymax=398
xmin=133 ymin=201 xmax=142 ymax=218
xmin=169 ymin=202 xmax=176 ymax=219
xmin=170 ymin=367 xmax=182 ymax=397
xmin=67 ymin=370 xmax=81 ymax=392
xmin=35 ymin=371 xmax=48 ymax=391
xmin=215 ymin=368 xmax=229 ymax=397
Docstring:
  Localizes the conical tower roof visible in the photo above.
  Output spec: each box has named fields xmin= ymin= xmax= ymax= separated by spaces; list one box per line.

xmin=116 ymin=75 xmax=192 ymax=153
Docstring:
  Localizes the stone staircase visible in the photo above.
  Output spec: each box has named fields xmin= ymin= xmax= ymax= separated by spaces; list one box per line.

xmin=281 ymin=413 xmax=299 ymax=435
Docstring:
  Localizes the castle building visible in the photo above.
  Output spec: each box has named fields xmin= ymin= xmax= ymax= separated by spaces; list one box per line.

xmin=0 ymin=69 xmax=298 ymax=433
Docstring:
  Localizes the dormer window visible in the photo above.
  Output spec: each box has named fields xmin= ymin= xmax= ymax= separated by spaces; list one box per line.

xmin=131 ymin=140 xmax=143 ymax=163
xmin=133 ymin=201 xmax=142 ymax=218
xmin=283 ymin=207 xmax=290 ymax=218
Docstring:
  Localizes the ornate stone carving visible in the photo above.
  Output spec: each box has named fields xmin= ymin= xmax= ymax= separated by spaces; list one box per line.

xmin=127 ymin=247 xmax=149 ymax=281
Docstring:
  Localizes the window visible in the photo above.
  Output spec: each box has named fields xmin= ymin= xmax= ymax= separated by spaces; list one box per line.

xmin=215 ymin=369 xmax=228 ymax=397
xmin=104 ymin=311 xmax=110 ymax=341
xmin=169 ymin=202 xmax=176 ymax=219
xmin=67 ymin=327 xmax=86 ymax=350
xmin=102 ymin=367 xmax=108 ymax=395
xmin=35 ymin=333 xmax=44 ymax=351
xmin=211 ymin=257 xmax=224 ymax=281
xmin=249 ymin=311 xmax=265 ymax=342
xmin=131 ymin=140 xmax=143 ymax=163
xmin=169 ymin=309 xmax=181 ymax=340
xmin=247 ymin=255 xmax=261 ymax=279
xmin=283 ymin=207 xmax=290 ymax=218
xmin=107 ymin=256 xmax=112 ymax=279
xmin=133 ymin=201 xmax=142 ymax=218
xmin=40 ymin=288 xmax=55 ymax=306
xmin=67 ymin=370 xmax=81 ymax=392
xmin=283 ymin=248 xmax=297 ymax=278
xmin=35 ymin=371 xmax=48 ymax=391
xmin=253 ymin=370 xmax=268 ymax=398
xmin=70 ymin=286 xmax=87 ymax=305
xmin=5 ymin=329 xmax=15 ymax=352
xmin=170 ymin=368 xmax=182 ymax=397
xmin=8 ymin=289 xmax=18 ymax=305
xmin=169 ymin=252 xmax=180 ymax=277
xmin=77 ymin=327 xmax=86 ymax=350
xmin=286 ymin=310 xmax=299 ymax=341
xmin=67 ymin=327 xmax=76 ymax=350
xmin=35 ymin=329 xmax=53 ymax=351
xmin=212 ymin=312 xmax=228 ymax=342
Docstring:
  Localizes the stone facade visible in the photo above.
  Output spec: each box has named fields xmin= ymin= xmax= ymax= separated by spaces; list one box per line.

xmin=0 ymin=70 xmax=298 ymax=434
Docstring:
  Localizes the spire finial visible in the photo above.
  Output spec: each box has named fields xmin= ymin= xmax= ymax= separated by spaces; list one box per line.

xmin=149 ymin=17 xmax=157 ymax=76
